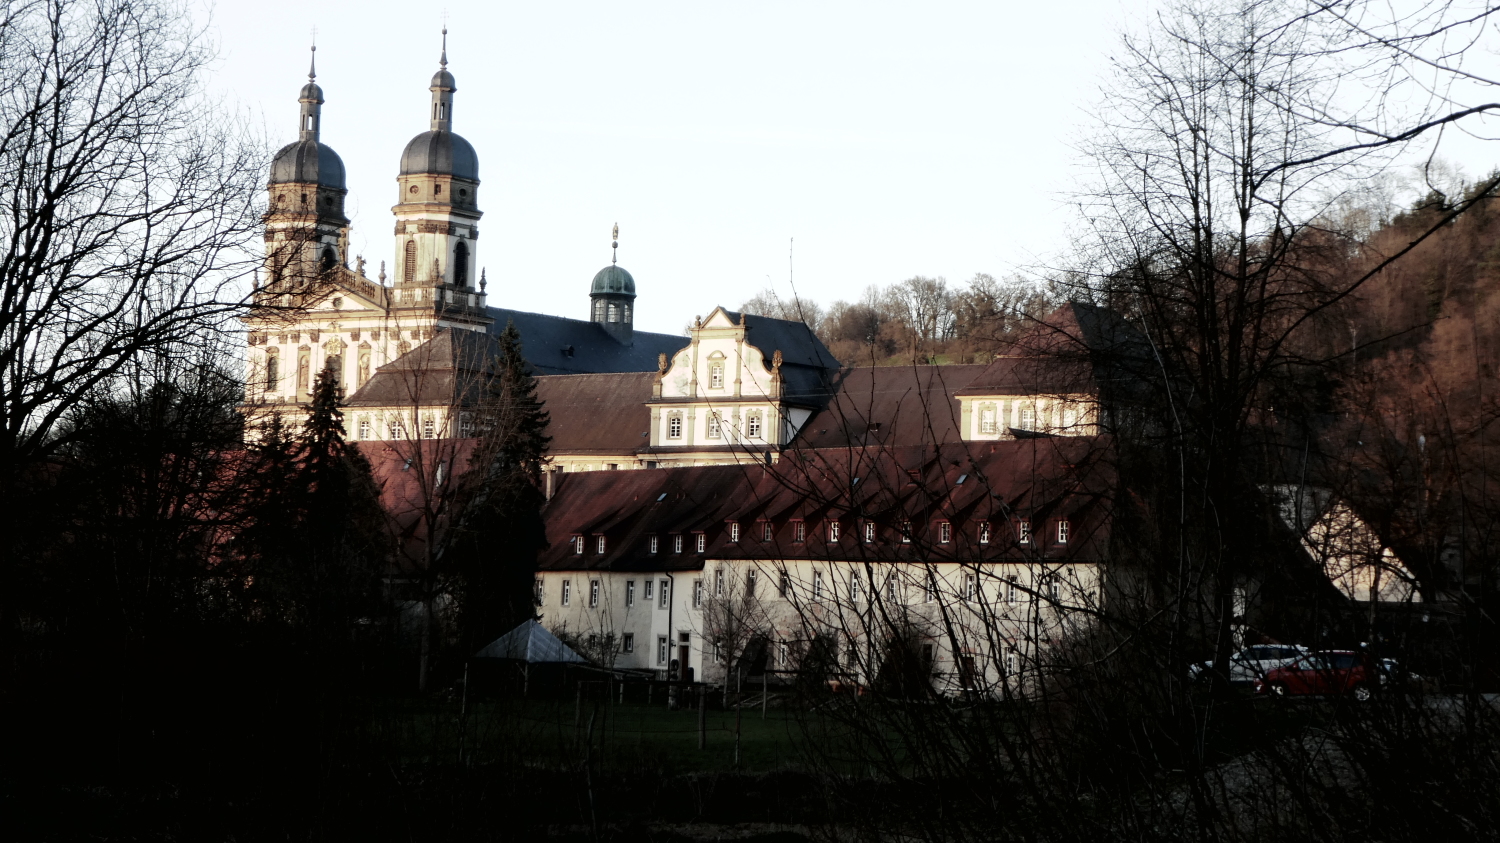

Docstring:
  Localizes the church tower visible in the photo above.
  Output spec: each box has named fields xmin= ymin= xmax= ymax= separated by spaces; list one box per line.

xmin=262 ymin=47 xmax=349 ymax=290
xmin=392 ymin=29 xmax=488 ymax=330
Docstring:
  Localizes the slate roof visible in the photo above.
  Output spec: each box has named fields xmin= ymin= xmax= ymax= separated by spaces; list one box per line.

xmin=719 ymin=309 xmax=840 ymax=401
xmin=346 ymin=329 xmax=497 ymax=408
xmin=958 ymin=302 xmax=1153 ymax=397
xmin=538 ymin=438 xmax=1115 ymax=573
xmin=534 ymin=372 xmax=656 ymax=454
xmin=790 ymin=364 xmax=987 ymax=450
xmin=486 ymin=307 xmax=686 ymax=376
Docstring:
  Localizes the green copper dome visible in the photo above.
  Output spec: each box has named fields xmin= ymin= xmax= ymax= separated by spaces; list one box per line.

xmin=590 ymin=265 xmax=636 ymax=297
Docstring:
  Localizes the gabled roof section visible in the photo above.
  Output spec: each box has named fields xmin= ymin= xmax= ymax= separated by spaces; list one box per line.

xmin=346 ymin=328 xmax=497 ymax=408
xmin=717 ymin=307 xmax=838 ymax=370
xmin=486 ymin=307 xmax=686 ymax=375
xmin=791 ymin=364 xmax=987 ymax=450
xmin=535 ymin=372 xmax=656 ymax=454
xmin=957 ymin=302 xmax=1153 ymax=397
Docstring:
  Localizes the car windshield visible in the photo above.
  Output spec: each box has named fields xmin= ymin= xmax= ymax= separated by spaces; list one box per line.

xmin=1326 ymin=653 xmax=1359 ymax=669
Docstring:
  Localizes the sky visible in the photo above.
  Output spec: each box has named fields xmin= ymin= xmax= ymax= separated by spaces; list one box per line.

xmin=198 ymin=0 xmax=1498 ymax=337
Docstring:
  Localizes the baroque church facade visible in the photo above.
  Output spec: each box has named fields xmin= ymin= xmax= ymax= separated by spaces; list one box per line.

xmin=238 ymin=41 xmax=1196 ymax=695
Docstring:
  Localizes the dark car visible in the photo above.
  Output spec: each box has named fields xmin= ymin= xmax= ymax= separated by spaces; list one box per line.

xmin=1256 ymin=650 xmax=1377 ymax=701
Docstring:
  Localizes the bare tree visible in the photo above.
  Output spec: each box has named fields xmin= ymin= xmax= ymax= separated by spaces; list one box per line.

xmin=0 ymin=0 xmax=263 ymax=477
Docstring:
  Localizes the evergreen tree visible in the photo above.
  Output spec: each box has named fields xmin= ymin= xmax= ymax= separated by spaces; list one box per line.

xmin=447 ymin=321 xmax=552 ymax=651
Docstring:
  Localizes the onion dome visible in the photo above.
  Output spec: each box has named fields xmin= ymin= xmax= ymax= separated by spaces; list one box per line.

xmin=591 ymin=265 xmax=636 ymax=297
xmin=269 ymin=46 xmax=346 ymax=188
xmin=399 ymin=28 xmax=479 ymax=181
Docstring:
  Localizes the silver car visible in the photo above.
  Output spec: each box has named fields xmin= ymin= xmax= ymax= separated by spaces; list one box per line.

xmin=1191 ymin=644 xmax=1310 ymax=685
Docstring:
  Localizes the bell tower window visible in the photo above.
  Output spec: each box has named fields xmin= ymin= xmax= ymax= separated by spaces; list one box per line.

xmin=404 ymin=240 xmax=417 ymax=285
xmin=320 ymin=247 xmax=336 ymax=273
xmin=453 ymin=241 xmax=469 ymax=288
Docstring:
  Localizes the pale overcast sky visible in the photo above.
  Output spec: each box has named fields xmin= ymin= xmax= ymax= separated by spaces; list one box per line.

xmin=199 ymin=0 xmax=1496 ymax=336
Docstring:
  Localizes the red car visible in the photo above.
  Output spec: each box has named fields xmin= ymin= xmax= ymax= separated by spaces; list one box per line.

xmin=1256 ymin=650 xmax=1377 ymax=701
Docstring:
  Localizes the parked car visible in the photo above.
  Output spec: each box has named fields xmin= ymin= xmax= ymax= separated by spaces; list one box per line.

xmin=1190 ymin=644 xmax=1310 ymax=686
xmin=1377 ymin=658 xmax=1426 ymax=692
xmin=1255 ymin=650 xmax=1377 ymax=701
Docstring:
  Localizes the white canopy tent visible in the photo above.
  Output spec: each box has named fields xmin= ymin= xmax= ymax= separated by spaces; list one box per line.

xmin=474 ymin=620 xmax=586 ymax=664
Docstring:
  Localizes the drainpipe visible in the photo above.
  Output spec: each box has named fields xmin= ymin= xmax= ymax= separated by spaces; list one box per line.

xmin=665 ymin=570 xmax=676 ymax=682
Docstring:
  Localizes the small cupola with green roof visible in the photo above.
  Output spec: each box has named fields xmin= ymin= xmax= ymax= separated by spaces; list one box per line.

xmin=590 ymin=223 xmax=636 ymax=345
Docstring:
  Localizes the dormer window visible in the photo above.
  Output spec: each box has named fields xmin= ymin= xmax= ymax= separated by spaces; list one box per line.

xmin=1017 ymin=519 xmax=1031 ymax=545
xmin=793 ymin=521 xmax=806 ymax=543
xmin=979 ymin=403 xmax=997 ymax=435
xmin=596 ymin=535 xmax=607 ymax=554
xmin=667 ymin=413 xmax=683 ymax=439
xmin=695 ymin=533 xmax=706 ymax=553
xmin=978 ymin=522 xmax=992 ymax=544
xmin=938 ymin=522 xmax=952 ymax=544
xmin=573 ymin=536 xmax=584 ymax=555
xmin=673 ymin=534 xmax=683 ymax=554
xmin=1057 ymin=519 xmax=1070 ymax=544
xmin=729 ymin=523 xmax=740 ymax=543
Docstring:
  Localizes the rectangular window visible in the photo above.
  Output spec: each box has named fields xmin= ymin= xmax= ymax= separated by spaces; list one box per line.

xmin=829 ymin=521 xmax=840 ymax=542
xmin=1005 ymin=651 xmax=1019 ymax=676
xmin=864 ymin=521 xmax=875 ymax=543
xmin=963 ymin=573 xmax=977 ymax=601
xmin=667 ymin=415 xmax=683 ymax=439
xmin=813 ymin=571 xmax=824 ymax=602
xmin=358 ymin=419 xmax=371 ymax=439
xmin=659 ymin=580 xmax=669 ymax=609
xmin=886 ymin=574 xmax=899 ymax=603
xmin=713 ymin=639 xmax=724 ymax=663
xmin=779 ymin=642 xmax=789 ymax=667
xmin=693 ymin=580 xmax=703 ymax=608
xmin=747 ymin=413 xmax=761 ymax=438
xmin=534 ymin=577 xmax=544 ymax=605
xmin=939 ymin=522 xmax=952 ymax=544
xmin=572 ymin=535 xmax=584 ymax=555
xmin=710 ymin=362 xmax=724 ymax=388
xmin=978 ymin=522 xmax=991 ymax=544
xmin=625 ymin=580 xmax=636 ymax=607
xmin=644 ymin=580 xmax=653 ymax=602
xmin=696 ymin=533 xmax=706 ymax=553
xmin=658 ymin=636 xmax=668 ymax=665
xmin=562 ymin=579 xmax=572 ymax=607
xmin=779 ymin=572 xmax=790 ymax=598
xmin=1020 ymin=403 xmax=1036 ymax=430
xmin=851 ymin=572 xmax=861 ymax=603
xmin=793 ymin=521 xmax=806 ymax=543
xmin=715 ymin=568 xmax=724 ymax=596
xmin=649 ymin=535 xmax=659 ymax=554
xmin=979 ymin=406 xmax=997 ymax=435
xmin=673 ymin=534 xmax=683 ymax=554
xmin=762 ymin=521 xmax=773 ymax=542
xmin=595 ymin=535 xmax=606 ymax=554
xmin=622 ymin=633 xmax=635 ymax=653
xmin=707 ymin=413 xmax=721 ymax=439
xmin=729 ymin=522 xmax=740 ymax=543
xmin=1047 ymin=575 xmax=1061 ymax=602
xmin=924 ymin=572 xmax=936 ymax=603
xmin=589 ymin=579 xmax=600 ymax=608
xmin=746 ymin=569 xmax=758 ymax=596
xmin=1057 ymin=519 xmax=1070 ymax=544
xmin=423 ymin=418 xmax=436 ymax=439
xmin=1017 ymin=520 xmax=1031 ymax=545
xmin=1007 ymin=575 xmax=1019 ymax=604
xmin=901 ymin=521 xmax=912 ymax=544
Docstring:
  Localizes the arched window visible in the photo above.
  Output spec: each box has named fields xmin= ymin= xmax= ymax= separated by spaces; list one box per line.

xmin=320 ymin=246 xmax=337 ymax=273
xmin=404 ymin=240 xmax=417 ymax=284
xmin=607 ymin=302 xmax=619 ymax=322
xmin=325 ymin=355 xmax=343 ymax=390
xmin=297 ymin=350 xmax=311 ymax=394
xmin=453 ymin=241 xmax=469 ymax=288
xmin=264 ymin=351 xmax=279 ymax=391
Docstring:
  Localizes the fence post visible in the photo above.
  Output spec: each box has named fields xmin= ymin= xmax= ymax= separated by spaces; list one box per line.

xmin=698 ymin=685 xmax=707 ymax=751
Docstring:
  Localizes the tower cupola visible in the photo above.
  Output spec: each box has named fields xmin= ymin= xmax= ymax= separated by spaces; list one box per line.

xmin=590 ymin=223 xmax=636 ymax=345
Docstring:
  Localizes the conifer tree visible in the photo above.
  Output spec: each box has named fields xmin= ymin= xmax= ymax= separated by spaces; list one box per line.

xmin=447 ymin=321 xmax=552 ymax=651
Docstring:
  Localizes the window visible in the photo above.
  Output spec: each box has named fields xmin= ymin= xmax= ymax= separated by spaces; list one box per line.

xmin=1017 ymin=520 xmax=1031 ymax=545
xmin=713 ymin=639 xmax=723 ymax=663
xmin=729 ymin=523 xmax=740 ymax=543
xmin=453 ymin=240 xmax=469 ymax=287
xmin=358 ymin=419 xmax=371 ymax=439
xmin=813 ymin=571 xmax=824 ymax=602
xmin=1047 ymin=575 xmax=1061 ymax=602
xmin=1006 ymin=576 xmax=1019 ymax=604
xmin=1020 ymin=403 xmax=1036 ymax=430
xmin=404 ymin=239 xmax=417 ymax=284
xmin=746 ymin=569 xmax=758 ymax=596
xmin=534 ymin=578 xmax=544 ymax=605
xmin=649 ymin=535 xmax=659 ymax=554
xmin=658 ymin=580 xmax=669 ymax=609
xmin=779 ymin=642 xmax=790 ymax=667
xmin=864 ymin=521 xmax=875 ymax=543
xmin=762 ymin=521 xmax=773 ymax=542
xmin=622 ymin=633 xmax=634 ymax=653
xmin=979 ymin=404 xmax=997 ymax=435
xmin=939 ymin=522 xmax=952 ymax=544
xmin=667 ymin=414 xmax=683 ymax=439
xmin=389 ymin=421 xmax=407 ymax=440
xmin=596 ymin=535 xmax=607 ymax=554
xmin=658 ymin=636 xmax=669 ymax=665
xmin=423 ymin=418 xmax=436 ymax=439
xmin=886 ymin=574 xmax=899 ymax=603
xmin=696 ymin=533 xmax=706 ymax=553
xmin=793 ymin=521 xmax=806 ymax=543
xmin=963 ymin=573 xmax=977 ymax=601
xmin=924 ymin=572 xmax=937 ymax=603
xmin=264 ymin=352 xmax=279 ymax=390
xmin=779 ymin=572 xmax=790 ymax=598
xmin=626 ymin=580 xmax=636 ymax=607
xmin=978 ymin=522 xmax=992 ymax=544
xmin=693 ymin=580 xmax=703 ymax=608
xmin=900 ymin=521 xmax=912 ymax=543
xmin=673 ymin=534 xmax=683 ymax=554
xmin=851 ymin=572 xmax=862 ymax=603
xmin=828 ymin=521 xmax=840 ymax=542
xmin=1005 ymin=651 xmax=1019 ymax=676
xmin=572 ymin=536 xmax=584 ymax=555
xmin=644 ymin=580 xmax=653 ymax=602
xmin=589 ymin=579 xmax=600 ymax=608
xmin=707 ymin=413 xmax=721 ymax=439
xmin=746 ymin=412 xmax=761 ymax=438
xmin=562 ymin=580 xmax=572 ymax=607
xmin=710 ymin=362 xmax=724 ymax=388
xmin=715 ymin=568 xmax=724 ymax=597
xmin=1057 ymin=519 xmax=1070 ymax=544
